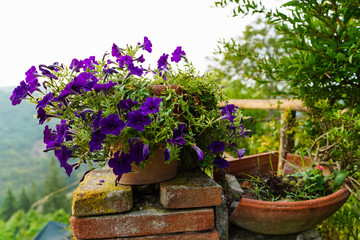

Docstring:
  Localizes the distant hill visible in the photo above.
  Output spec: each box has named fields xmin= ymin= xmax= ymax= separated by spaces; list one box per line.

xmin=0 ymin=87 xmax=80 ymax=204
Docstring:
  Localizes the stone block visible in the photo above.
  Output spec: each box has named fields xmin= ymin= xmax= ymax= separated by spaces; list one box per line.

xmin=72 ymin=169 xmax=133 ymax=217
xmin=216 ymin=194 xmax=229 ymax=240
xmin=70 ymin=202 xmax=214 ymax=239
xmin=160 ymin=171 xmax=222 ymax=208
xmin=78 ymin=228 xmax=219 ymax=240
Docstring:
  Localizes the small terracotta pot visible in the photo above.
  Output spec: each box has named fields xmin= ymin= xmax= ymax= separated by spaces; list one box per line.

xmin=118 ymin=147 xmax=178 ymax=185
xmin=230 ymin=185 xmax=350 ymax=235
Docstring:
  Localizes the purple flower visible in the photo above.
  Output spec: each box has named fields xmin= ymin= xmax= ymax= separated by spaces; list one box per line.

xmin=140 ymin=97 xmax=163 ymax=115
xmin=235 ymin=148 xmax=245 ymax=159
xmin=92 ymin=110 xmax=103 ymax=132
xmin=69 ymin=58 xmax=84 ymax=72
xmin=93 ymin=81 xmax=117 ymax=94
xmin=43 ymin=125 xmax=57 ymax=149
xmin=39 ymin=65 xmax=58 ymax=79
xmin=10 ymin=81 xmax=31 ymax=105
xmin=191 ymin=145 xmax=204 ymax=161
xmin=36 ymin=92 xmax=53 ymax=109
xmin=157 ymin=54 xmax=169 ymax=70
xmin=54 ymin=145 xmax=72 ymax=169
xmin=37 ymin=108 xmax=50 ymax=125
xmin=55 ymin=120 xmax=70 ymax=145
xmin=117 ymin=55 xmax=133 ymax=68
xmin=111 ymin=43 xmax=122 ymax=58
xmin=83 ymin=56 xmax=99 ymax=71
xmin=171 ymin=46 xmax=186 ymax=63
xmin=213 ymin=156 xmax=229 ymax=168
xmin=209 ymin=141 xmax=225 ymax=154
xmin=220 ymin=114 xmax=236 ymax=123
xmin=117 ymin=99 xmax=139 ymax=111
xmin=73 ymin=72 xmax=99 ymax=92
xmin=136 ymin=54 xmax=145 ymax=63
xmin=221 ymin=104 xmax=238 ymax=115
xmin=126 ymin=110 xmax=151 ymax=132
xmin=138 ymin=36 xmax=152 ymax=53
xmin=99 ymin=114 xmax=125 ymax=136
xmin=129 ymin=141 xmax=149 ymax=164
xmin=25 ymin=66 xmax=39 ymax=83
xmin=164 ymin=148 xmax=171 ymax=161
xmin=167 ymin=124 xmax=187 ymax=145
xmin=103 ymin=67 xmax=118 ymax=75
xmin=78 ymin=108 xmax=95 ymax=121
xmin=108 ymin=151 xmax=132 ymax=178
xmin=128 ymin=63 xmax=143 ymax=77
xmin=25 ymin=66 xmax=41 ymax=90
xmin=89 ymin=129 xmax=106 ymax=152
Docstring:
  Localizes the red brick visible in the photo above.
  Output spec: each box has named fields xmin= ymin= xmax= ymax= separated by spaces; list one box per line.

xmin=78 ymin=228 xmax=219 ymax=240
xmin=72 ymin=169 xmax=132 ymax=217
xmin=160 ymin=171 xmax=222 ymax=208
xmin=70 ymin=204 xmax=214 ymax=239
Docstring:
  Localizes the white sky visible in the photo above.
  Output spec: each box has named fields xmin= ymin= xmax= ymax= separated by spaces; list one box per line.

xmin=0 ymin=0 xmax=284 ymax=87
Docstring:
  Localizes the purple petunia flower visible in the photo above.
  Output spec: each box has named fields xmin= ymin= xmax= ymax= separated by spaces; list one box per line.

xmin=139 ymin=97 xmax=163 ymax=115
xmin=36 ymin=92 xmax=53 ymax=109
xmin=213 ymin=156 xmax=229 ymax=168
xmin=136 ymin=54 xmax=145 ymax=63
xmin=83 ymin=56 xmax=99 ymax=71
xmin=25 ymin=66 xmax=39 ymax=83
xmin=73 ymin=72 xmax=99 ymax=92
xmin=167 ymin=124 xmax=187 ymax=145
xmin=235 ymin=148 xmax=245 ymax=159
xmin=126 ymin=110 xmax=151 ymax=132
xmin=25 ymin=66 xmax=41 ymax=91
xmin=103 ymin=67 xmax=118 ymax=76
xmin=54 ymin=145 xmax=72 ymax=166
xmin=129 ymin=141 xmax=149 ymax=164
xmin=93 ymin=81 xmax=117 ymax=94
xmin=43 ymin=125 xmax=57 ymax=149
xmin=117 ymin=99 xmax=139 ymax=111
xmin=111 ymin=43 xmax=122 ymax=58
xmin=209 ymin=141 xmax=226 ymax=154
xmin=37 ymin=108 xmax=50 ymax=125
xmin=55 ymin=120 xmax=70 ymax=145
xmin=221 ymin=104 xmax=238 ymax=115
xmin=164 ymin=148 xmax=171 ymax=161
xmin=89 ymin=129 xmax=106 ymax=152
xmin=128 ymin=63 xmax=143 ymax=77
xmin=92 ymin=110 xmax=103 ymax=132
xmin=99 ymin=114 xmax=125 ymax=136
xmin=138 ymin=36 xmax=152 ymax=53
xmin=39 ymin=65 xmax=58 ymax=79
xmin=191 ymin=145 xmax=204 ymax=161
xmin=108 ymin=151 xmax=133 ymax=178
xmin=117 ymin=55 xmax=133 ymax=68
xmin=157 ymin=54 xmax=169 ymax=70
xmin=69 ymin=58 xmax=84 ymax=72
xmin=78 ymin=108 xmax=95 ymax=121
xmin=171 ymin=46 xmax=186 ymax=63
xmin=10 ymin=81 xmax=32 ymax=105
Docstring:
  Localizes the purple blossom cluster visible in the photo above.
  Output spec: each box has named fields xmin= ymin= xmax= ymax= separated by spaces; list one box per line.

xmin=10 ymin=36 xmax=251 ymax=182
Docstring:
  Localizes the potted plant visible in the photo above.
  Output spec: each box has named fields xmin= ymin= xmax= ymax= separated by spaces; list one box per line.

xmin=10 ymin=37 xmax=251 ymax=185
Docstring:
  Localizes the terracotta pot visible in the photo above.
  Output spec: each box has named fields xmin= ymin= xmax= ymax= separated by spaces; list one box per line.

xmin=230 ymin=185 xmax=350 ymax=235
xmin=118 ymin=146 xmax=178 ymax=185
xmin=225 ymin=152 xmax=350 ymax=235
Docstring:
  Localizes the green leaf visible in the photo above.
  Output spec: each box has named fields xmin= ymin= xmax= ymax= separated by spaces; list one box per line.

xmin=333 ymin=171 xmax=349 ymax=185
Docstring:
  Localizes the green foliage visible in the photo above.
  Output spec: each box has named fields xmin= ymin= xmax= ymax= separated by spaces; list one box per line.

xmin=317 ymin=194 xmax=360 ymax=239
xmin=0 ymin=209 xmax=70 ymax=240
xmin=216 ymin=0 xmax=360 ymax=112
xmin=41 ymin=158 xmax=72 ymax=214
xmin=1 ymin=188 xmax=17 ymax=221
xmin=18 ymin=188 xmax=31 ymax=212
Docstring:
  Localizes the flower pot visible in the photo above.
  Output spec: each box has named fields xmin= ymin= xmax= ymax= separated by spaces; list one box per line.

xmin=225 ymin=152 xmax=350 ymax=235
xmin=229 ymin=185 xmax=350 ymax=235
xmin=118 ymin=147 xmax=178 ymax=185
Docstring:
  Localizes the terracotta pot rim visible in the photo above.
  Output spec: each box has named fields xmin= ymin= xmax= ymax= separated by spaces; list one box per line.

xmin=235 ymin=185 xmax=349 ymax=209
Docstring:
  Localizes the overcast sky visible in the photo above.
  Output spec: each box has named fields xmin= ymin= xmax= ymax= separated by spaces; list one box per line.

xmin=0 ymin=0 xmax=284 ymax=87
